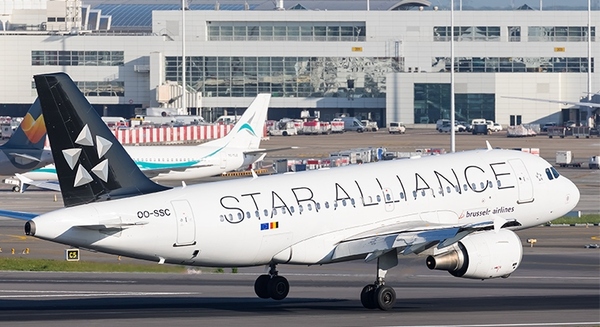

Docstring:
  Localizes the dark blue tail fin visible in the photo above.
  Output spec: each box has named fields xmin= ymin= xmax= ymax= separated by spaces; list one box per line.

xmin=34 ymin=73 xmax=169 ymax=207
xmin=2 ymin=99 xmax=46 ymax=150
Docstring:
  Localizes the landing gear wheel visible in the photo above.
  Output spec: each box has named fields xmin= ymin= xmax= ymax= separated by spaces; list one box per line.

xmin=375 ymin=285 xmax=396 ymax=311
xmin=12 ymin=185 xmax=20 ymax=192
xmin=267 ymin=275 xmax=289 ymax=300
xmin=254 ymin=274 xmax=270 ymax=299
xmin=360 ymin=284 xmax=377 ymax=309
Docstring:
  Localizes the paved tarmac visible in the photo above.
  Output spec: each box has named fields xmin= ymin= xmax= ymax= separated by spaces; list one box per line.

xmin=0 ymin=228 xmax=598 ymax=327
xmin=0 ymin=128 xmax=598 ymax=326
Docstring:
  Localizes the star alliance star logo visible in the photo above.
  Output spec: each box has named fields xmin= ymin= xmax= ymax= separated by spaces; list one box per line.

xmin=62 ymin=124 xmax=113 ymax=187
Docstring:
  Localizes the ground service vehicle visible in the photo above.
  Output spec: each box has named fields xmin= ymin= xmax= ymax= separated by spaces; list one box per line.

xmin=388 ymin=122 xmax=406 ymax=134
xmin=334 ymin=117 xmax=364 ymax=132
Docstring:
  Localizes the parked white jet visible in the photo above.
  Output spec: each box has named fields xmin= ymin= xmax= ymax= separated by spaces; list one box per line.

xmin=0 ymin=99 xmax=53 ymax=176
xmin=0 ymin=73 xmax=580 ymax=311
xmin=7 ymin=92 xmax=272 ymax=192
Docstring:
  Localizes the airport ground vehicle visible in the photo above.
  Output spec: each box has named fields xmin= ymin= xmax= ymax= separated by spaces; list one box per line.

xmin=388 ymin=122 xmax=406 ymax=134
xmin=333 ymin=117 xmax=364 ymax=132
xmin=269 ymin=119 xmax=298 ymax=136
xmin=439 ymin=121 xmax=467 ymax=133
xmin=541 ymin=122 xmax=558 ymax=132
xmin=471 ymin=119 xmax=488 ymax=135
xmin=556 ymin=151 xmax=584 ymax=168
xmin=361 ymin=120 xmax=379 ymax=132
xmin=436 ymin=119 xmax=450 ymax=132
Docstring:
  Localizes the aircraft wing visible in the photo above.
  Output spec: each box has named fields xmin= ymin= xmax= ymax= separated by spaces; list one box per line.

xmin=244 ymin=146 xmax=298 ymax=155
xmin=331 ymin=218 xmax=519 ymax=262
xmin=0 ymin=209 xmax=39 ymax=221
xmin=141 ymin=164 xmax=214 ymax=178
xmin=502 ymin=96 xmax=600 ymax=108
xmin=14 ymin=173 xmax=61 ymax=192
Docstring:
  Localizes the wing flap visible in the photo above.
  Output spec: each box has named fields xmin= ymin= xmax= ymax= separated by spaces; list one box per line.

xmin=331 ymin=218 xmax=520 ymax=262
xmin=244 ymin=146 xmax=298 ymax=155
xmin=332 ymin=227 xmax=460 ymax=261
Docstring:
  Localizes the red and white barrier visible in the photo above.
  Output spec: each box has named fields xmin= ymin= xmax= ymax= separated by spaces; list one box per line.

xmin=113 ymin=124 xmax=234 ymax=144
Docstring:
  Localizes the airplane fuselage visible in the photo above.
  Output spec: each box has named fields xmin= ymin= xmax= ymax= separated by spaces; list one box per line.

xmin=28 ymin=149 xmax=579 ymax=267
xmin=126 ymin=145 xmax=253 ymax=180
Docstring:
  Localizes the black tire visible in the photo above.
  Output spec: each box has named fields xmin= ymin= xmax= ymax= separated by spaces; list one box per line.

xmin=375 ymin=285 xmax=396 ymax=311
xmin=267 ymin=275 xmax=289 ymax=300
xmin=254 ymin=274 xmax=271 ymax=299
xmin=282 ymin=131 xmax=288 ymax=136
xmin=360 ymin=284 xmax=378 ymax=309
xmin=12 ymin=185 xmax=20 ymax=193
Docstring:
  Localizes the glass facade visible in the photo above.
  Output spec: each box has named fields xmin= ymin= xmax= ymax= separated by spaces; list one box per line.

xmin=432 ymin=57 xmax=593 ymax=73
xmin=529 ymin=26 xmax=596 ymax=42
xmin=434 ymin=26 xmax=501 ymax=41
xmin=414 ymin=83 xmax=495 ymax=124
xmin=32 ymin=81 xmax=124 ymax=97
xmin=165 ymin=56 xmax=400 ymax=98
xmin=208 ymin=22 xmax=366 ymax=42
xmin=31 ymin=51 xmax=124 ymax=66
xmin=76 ymin=81 xmax=125 ymax=96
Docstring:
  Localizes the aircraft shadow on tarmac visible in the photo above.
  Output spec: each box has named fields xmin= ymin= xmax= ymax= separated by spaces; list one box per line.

xmin=0 ymin=294 xmax=597 ymax=321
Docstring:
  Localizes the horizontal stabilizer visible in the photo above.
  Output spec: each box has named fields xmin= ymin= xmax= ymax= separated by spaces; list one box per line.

xmin=0 ymin=209 xmax=39 ymax=221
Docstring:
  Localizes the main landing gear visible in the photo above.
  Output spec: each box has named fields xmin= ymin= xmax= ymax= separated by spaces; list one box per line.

xmin=254 ymin=263 xmax=289 ymax=301
xmin=360 ymin=250 xmax=398 ymax=310
xmin=254 ymin=251 xmax=399 ymax=310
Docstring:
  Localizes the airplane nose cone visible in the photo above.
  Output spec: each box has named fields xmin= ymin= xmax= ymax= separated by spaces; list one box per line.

xmin=566 ymin=179 xmax=580 ymax=209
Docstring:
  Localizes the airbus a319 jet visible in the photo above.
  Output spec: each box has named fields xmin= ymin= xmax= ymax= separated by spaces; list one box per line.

xmin=0 ymin=73 xmax=580 ymax=311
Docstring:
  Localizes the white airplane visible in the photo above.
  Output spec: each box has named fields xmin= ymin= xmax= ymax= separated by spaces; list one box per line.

xmin=7 ymin=91 xmax=273 ymax=192
xmin=0 ymin=73 xmax=580 ymax=311
xmin=0 ymin=99 xmax=53 ymax=176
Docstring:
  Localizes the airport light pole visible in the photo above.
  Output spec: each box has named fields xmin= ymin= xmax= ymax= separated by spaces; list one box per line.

xmin=450 ymin=0 xmax=456 ymax=153
xmin=181 ymin=0 xmax=187 ymax=115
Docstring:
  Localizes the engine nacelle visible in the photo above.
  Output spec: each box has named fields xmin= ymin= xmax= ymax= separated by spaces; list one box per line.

xmin=426 ymin=229 xmax=522 ymax=279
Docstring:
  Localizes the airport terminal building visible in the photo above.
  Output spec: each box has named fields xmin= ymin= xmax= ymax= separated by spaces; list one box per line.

xmin=0 ymin=0 xmax=597 ymax=127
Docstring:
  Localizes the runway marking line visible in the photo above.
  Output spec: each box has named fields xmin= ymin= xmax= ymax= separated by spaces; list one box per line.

xmin=380 ymin=323 xmax=600 ymax=327
xmin=0 ymin=290 xmax=199 ymax=298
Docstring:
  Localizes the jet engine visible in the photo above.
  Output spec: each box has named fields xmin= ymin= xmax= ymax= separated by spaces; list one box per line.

xmin=426 ymin=229 xmax=522 ymax=279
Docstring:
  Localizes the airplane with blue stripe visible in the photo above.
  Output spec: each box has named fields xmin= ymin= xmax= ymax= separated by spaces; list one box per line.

xmin=7 ymin=93 xmax=271 ymax=192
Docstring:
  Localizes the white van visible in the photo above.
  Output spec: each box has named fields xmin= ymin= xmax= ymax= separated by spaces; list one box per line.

xmin=388 ymin=122 xmax=406 ymax=134
xmin=471 ymin=118 xmax=487 ymax=126
xmin=215 ymin=115 xmax=239 ymax=125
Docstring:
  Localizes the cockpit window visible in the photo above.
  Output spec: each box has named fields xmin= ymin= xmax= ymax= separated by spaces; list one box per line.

xmin=545 ymin=168 xmax=553 ymax=180
xmin=545 ymin=167 xmax=561 ymax=180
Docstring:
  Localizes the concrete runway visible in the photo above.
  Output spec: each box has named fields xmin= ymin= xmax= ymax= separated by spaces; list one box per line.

xmin=0 ymin=129 xmax=598 ymax=326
